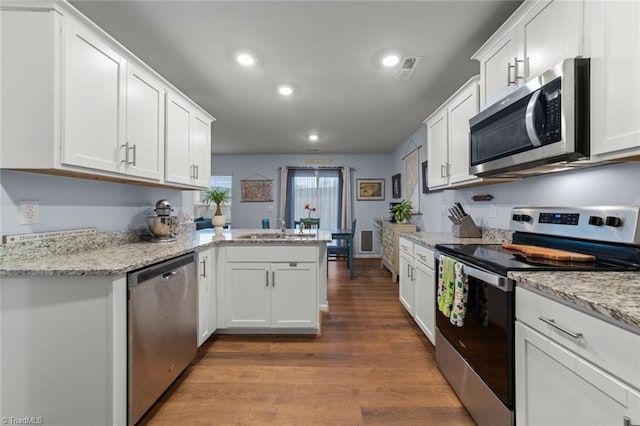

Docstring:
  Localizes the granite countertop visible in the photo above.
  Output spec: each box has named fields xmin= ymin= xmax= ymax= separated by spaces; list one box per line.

xmin=399 ymin=229 xmax=513 ymax=249
xmin=510 ymin=270 xmax=640 ymax=334
xmin=0 ymin=228 xmax=332 ymax=277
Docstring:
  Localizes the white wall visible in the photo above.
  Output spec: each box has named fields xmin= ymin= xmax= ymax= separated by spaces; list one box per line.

xmin=390 ymin=127 xmax=640 ymax=232
xmin=211 ymin=153 xmax=394 ymax=256
xmin=0 ymin=170 xmax=192 ymax=236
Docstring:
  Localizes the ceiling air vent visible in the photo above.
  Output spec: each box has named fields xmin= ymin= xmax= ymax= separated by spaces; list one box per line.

xmin=304 ymin=148 xmax=321 ymax=152
xmin=395 ymin=56 xmax=421 ymax=80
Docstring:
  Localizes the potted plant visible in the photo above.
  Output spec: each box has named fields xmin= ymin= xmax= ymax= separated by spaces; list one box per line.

xmin=391 ymin=200 xmax=413 ymax=223
xmin=203 ymin=188 xmax=230 ymax=229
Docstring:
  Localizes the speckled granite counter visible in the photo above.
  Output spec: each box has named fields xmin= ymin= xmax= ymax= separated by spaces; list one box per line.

xmin=0 ymin=229 xmax=332 ymax=277
xmin=398 ymin=228 xmax=513 ymax=249
xmin=510 ymin=270 xmax=640 ymax=334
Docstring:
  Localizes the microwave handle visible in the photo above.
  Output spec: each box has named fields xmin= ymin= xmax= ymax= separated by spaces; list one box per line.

xmin=525 ymin=89 xmax=543 ymax=147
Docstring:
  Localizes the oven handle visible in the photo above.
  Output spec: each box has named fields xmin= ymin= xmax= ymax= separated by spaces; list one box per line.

xmin=435 ymin=251 xmax=513 ymax=292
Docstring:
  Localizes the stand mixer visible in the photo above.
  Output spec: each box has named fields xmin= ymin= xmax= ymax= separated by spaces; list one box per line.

xmin=145 ymin=199 xmax=178 ymax=243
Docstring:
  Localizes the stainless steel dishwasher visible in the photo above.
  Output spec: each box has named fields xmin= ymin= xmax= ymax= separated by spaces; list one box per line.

xmin=128 ymin=252 xmax=197 ymax=425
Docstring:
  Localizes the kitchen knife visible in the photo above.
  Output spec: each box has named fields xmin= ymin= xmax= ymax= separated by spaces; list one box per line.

xmin=455 ymin=202 xmax=467 ymax=217
xmin=451 ymin=205 xmax=465 ymax=219
xmin=448 ymin=207 xmax=461 ymax=220
xmin=448 ymin=215 xmax=461 ymax=225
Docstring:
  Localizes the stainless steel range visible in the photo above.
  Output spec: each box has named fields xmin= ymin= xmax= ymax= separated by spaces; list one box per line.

xmin=434 ymin=206 xmax=640 ymax=426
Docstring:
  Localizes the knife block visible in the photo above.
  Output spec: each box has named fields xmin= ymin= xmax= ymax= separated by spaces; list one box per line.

xmin=452 ymin=215 xmax=482 ymax=238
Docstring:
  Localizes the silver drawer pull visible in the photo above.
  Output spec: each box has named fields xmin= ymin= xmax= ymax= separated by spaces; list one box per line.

xmin=624 ymin=416 xmax=639 ymax=426
xmin=538 ymin=316 xmax=583 ymax=340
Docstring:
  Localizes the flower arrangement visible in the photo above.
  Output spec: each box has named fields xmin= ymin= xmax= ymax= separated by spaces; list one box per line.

xmin=304 ymin=203 xmax=316 ymax=219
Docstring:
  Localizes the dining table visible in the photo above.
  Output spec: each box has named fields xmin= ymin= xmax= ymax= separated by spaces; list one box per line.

xmin=330 ymin=227 xmax=354 ymax=279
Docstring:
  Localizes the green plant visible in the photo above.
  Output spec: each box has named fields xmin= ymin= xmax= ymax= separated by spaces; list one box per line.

xmin=391 ymin=200 xmax=413 ymax=223
xmin=203 ymin=188 xmax=230 ymax=216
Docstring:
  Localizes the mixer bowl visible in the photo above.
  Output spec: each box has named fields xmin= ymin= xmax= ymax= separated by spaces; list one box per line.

xmin=148 ymin=216 xmax=177 ymax=238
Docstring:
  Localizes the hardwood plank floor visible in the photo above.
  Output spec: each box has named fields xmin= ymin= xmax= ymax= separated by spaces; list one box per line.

xmin=140 ymin=258 xmax=475 ymax=425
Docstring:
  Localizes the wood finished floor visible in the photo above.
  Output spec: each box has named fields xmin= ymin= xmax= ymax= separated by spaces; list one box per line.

xmin=140 ymin=258 xmax=475 ymax=425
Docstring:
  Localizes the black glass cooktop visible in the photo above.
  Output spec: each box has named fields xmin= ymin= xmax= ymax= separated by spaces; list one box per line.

xmin=437 ymin=243 xmax=628 ymax=276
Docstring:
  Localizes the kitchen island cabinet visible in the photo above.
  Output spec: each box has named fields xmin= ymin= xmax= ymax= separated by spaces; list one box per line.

xmin=218 ymin=245 xmax=320 ymax=332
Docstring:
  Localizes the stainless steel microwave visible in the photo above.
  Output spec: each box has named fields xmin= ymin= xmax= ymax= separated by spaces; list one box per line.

xmin=469 ymin=58 xmax=590 ymax=177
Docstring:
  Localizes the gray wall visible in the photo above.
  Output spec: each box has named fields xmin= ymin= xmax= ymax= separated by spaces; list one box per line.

xmin=211 ymin=154 xmax=394 ymax=256
xmin=391 ymin=125 xmax=640 ymax=232
xmin=0 ymin=170 xmax=192 ymax=236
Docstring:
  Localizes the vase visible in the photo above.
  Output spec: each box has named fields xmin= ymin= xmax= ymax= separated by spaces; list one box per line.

xmin=212 ymin=214 xmax=225 ymax=234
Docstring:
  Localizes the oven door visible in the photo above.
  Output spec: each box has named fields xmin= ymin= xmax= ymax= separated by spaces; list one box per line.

xmin=435 ymin=255 xmax=515 ymax=408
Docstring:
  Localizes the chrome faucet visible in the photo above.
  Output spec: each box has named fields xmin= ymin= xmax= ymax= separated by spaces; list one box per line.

xmin=279 ymin=218 xmax=286 ymax=232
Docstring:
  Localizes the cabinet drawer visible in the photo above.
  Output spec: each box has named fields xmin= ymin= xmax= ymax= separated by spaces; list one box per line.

xmin=516 ymin=286 xmax=640 ymax=387
xmin=414 ymin=244 xmax=434 ymax=269
xmin=225 ymin=246 xmax=317 ymax=262
xmin=398 ymin=237 xmax=413 ymax=256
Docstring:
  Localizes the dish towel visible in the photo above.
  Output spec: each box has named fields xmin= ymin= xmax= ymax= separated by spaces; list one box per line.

xmin=437 ymin=255 xmax=455 ymax=317
xmin=450 ymin=262 xmax=469 ymax=327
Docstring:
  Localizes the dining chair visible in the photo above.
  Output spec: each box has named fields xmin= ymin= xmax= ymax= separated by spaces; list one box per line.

xmin=327 ymin=219 xmax=356 ymax=261
xmin=261 ymin=218 xmax=270 ymax=229
xmin=296 ymin=218 xmax=320 ymax=230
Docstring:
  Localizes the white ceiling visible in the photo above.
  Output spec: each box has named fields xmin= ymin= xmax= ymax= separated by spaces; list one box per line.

xmin=69 ymin=0 xmax=522 ymax=155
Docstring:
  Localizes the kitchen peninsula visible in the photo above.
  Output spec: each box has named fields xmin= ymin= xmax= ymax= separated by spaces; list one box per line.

xmin=0 ymin=228 xmax=331 ymax=426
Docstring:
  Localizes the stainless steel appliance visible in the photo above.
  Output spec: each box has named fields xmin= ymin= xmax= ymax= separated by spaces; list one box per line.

xmin=144 ymin=199 xmax=178 ymax=242
xmin=469 ymin=58 xmax=590 ymax=178
xmin=434 ymin=206 xmax=640 ymax=426
xmin=128 ymin=253 xmax=197 ymax=425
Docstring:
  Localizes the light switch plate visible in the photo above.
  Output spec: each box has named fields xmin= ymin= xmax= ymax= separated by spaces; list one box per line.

xmin=19 ymin=200 xmax=39 ymax=224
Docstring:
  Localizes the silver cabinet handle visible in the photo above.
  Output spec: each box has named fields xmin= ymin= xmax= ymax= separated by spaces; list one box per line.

xmin=624 ymin=417 xmax=639 ymax=426
xmin=538 ymin=316 xmax=583 ymax=340
xmin=507 ymin=61 xmax=517 ymax=86
xmin=195 ymin=164 xmax=199 ymax=179
xmin=121 ymin=142 xmax=130 ymax=164
xmin=410 ymin=265 xmax=414 ymax=281
xmin=265 ymin=270 xmax=269 ymax=287
xmin=440 ymin=164 xmax=445 ymax=178
xmin=407 ymin=263 xmax=411 ymax=278
xmin=200 ymin=259 xmax=206 ymax=278
xmin=514 ymin=57 xmax=525 ymax=82
xmin=272 ymin=271 xmax=275 ymax=287
xmin=445 ymin=162 xmax=450 ymax=177
xmin=129 ymin=144 xmax=136 ymax=166
xmin=525 ymin=90 xmax=543 ymax=147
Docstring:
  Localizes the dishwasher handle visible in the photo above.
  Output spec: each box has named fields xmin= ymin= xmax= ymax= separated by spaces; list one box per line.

xmin=129 ymin=253 xmax=195 ymax=287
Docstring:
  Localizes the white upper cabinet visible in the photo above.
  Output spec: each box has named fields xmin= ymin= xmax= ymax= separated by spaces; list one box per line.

xmin=63 ymin=16 xmax=126 ymax=173
xmin=425 ymin=76 xmax=483 ymax=190
xmin=0 ymin=1 xmax=212 ymax=188
xmin=473 ymin=0 xmax=584 ymax=110
xmin=587 ymin=0 xmax=640 ymax=161
xmin=165 ymin=92 xmax=212 ymax=189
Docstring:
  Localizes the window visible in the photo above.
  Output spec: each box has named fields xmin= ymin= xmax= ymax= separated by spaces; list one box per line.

xmin=285 ymin=168 xmax=342 ymax=229
xmin=195 ymin=175 xmax=232 ymax=224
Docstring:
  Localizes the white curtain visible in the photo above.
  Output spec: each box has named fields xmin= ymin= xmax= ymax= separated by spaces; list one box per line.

xmin=340 ymin=166 xmax=352 ymax=229
xmin=279 ymin=166 xmax=289 ymax=228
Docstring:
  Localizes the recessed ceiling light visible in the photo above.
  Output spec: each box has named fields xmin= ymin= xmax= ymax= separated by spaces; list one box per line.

xmin=308 ymin=133 xmax=319 ymax=142
xmin=236 ymin=52 xmax=256 ymax=66
xmin=381 ymin=54 xmax=400 ymax=67
xmin=277 ymin=85 xmax=294 ymax=96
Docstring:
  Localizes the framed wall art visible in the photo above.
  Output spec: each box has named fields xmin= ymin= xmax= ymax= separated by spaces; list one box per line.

xmin=356 ymin=179 xmax=385 ymax=201
xmin=240 ymin=175 xmax=274 ymax=202
xmin=392 ymin=173 xmax=401 ymax=199
xmin=403 ymin=146 xmax=421 ymax=212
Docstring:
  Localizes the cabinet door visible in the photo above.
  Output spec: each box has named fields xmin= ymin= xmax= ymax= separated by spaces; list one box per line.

xmin=516 ymin=321 xmax=640 ymax=426
xmin=589 ymin=0 xmax=640 ymax=159
xmin=426 ymin=109 xmax=449 ymax=189
xmin=165 ymin=92 xmax=193 ymax=185
xmin=271 ymin=263 xmax=317 ymax=328
xmin=197 ymin=250 xmax=212 ymax=346
xmin=124 ymin=63 xmax=164 ymax=180
xmin=225 ymin=263 xmax=270 ymax=328
xmin=519 ymin=0 xmax=583 ymax=81
xmin=413 ymin=261 xmax=435 ymax=345
xmin=478 ymin=29 xmax=518 ymax=109
xmin=448 ymin=80 xmax=479 ymax=186
xmin=398 ymin=251 xmax=414 ymax=315
xmin=63 ymin=17 xmax=125 ymax=172
xmin=190 ymin=113 xmax=211 ymax=189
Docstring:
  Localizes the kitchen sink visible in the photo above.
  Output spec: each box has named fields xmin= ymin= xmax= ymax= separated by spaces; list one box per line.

xmin=237 ymin=232 xmax=317 ymax=240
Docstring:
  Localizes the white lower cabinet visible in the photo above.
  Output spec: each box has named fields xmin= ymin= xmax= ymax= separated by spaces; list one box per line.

xmin=225 ymin=261 xmax=317 ymax=329
xmin=516 ymin=287 xmax=640 ymax=426
xmin=197 ymin=247 xmax=216 ymax=346
xmin=398 ymin=237 xmax=435 ymax=345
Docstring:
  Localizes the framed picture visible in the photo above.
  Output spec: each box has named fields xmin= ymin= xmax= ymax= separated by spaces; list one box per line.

xmin=421 ymin=161 xmax=430 ymax=193
xmin=392 ymin=173 xmax=401 ymax=199
xmin=356 ymin=179 xmax=385 ymax=201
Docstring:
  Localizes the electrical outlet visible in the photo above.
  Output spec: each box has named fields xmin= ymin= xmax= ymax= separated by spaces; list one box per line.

xmin=489 ymin=204 xmax=497 ymax=218
xmin=20 ymin=200 xmax=40 ymax=224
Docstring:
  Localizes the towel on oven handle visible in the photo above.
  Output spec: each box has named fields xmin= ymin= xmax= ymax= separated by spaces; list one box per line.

xmin=437 ymin=255 xmax=469 ymax=326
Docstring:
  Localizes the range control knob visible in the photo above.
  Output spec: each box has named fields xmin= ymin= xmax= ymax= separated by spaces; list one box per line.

xmin=605 ymin=216 xmax=623 ymax=227
xmin=512 ymin=214 xmax=522 ymax=222
xmin=520 ymin=214 xmax=532 ymax=222
xmin=588 ymin=216 xmax=604 ymax=226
